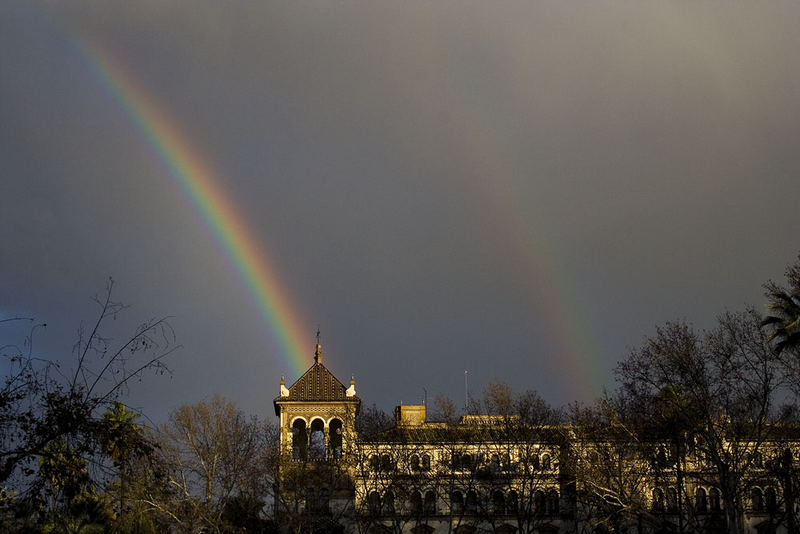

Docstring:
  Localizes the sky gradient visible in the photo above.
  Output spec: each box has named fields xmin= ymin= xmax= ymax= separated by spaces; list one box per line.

xmin=2 ymin=1 xmax=799 ymax=422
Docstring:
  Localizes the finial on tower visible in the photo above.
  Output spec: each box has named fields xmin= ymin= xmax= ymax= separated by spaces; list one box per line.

xmin=314 ymin=328 xmax=322 ymax=364
xmin=279 ymin=376 xmax=289 ymax=397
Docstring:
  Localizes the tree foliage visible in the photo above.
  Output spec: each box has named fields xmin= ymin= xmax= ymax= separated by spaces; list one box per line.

xmin=138 ymin=395 xmax=277 ymax=533
xmin=763 ymin=253 xmax=800 ymax=357
xmin=0 ymin=279 xmax=177 ymax=531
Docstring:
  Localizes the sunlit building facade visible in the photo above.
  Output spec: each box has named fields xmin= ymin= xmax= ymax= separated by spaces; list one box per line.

xmin=274 ymin=347 xmax=795 ymax=534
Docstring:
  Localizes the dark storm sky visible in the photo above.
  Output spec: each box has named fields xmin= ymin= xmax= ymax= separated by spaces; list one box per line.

xmin=2 ymin=1 xmax=799 ymax=422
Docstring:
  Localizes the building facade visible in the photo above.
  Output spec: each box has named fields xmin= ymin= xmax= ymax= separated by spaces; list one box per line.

xmin=274 ymin=347 xmax=796 ymax=534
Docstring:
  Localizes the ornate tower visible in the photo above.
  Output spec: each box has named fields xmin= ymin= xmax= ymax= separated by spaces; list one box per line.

xmin=274 ymin=343 xmax=360 ymax=461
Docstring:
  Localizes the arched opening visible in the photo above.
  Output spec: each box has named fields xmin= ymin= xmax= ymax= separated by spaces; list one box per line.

xmin=667 ymin=487 xmax=678 ymax=512
xmin=410 ymin=491 xmax=422 ymax=516
xmin=309 ymin=418 xmax=326 ymax=460
xmin=422 ymin=453 xmax=431 ymax=471
xmin=329 ymin=418 xmax=343 ymax=459
xmin=465 ymin=490 xmax=478 ymax=514
xmin=709 ymin=487 xmax=721 ymax=512
xmin=424 ymin=490 xmax=437 ymax=514
xmin=451 ymin=491 xmax=464 ymax=514
xmin=656 ymin=446 xmax=668 ymax=468
xmin=546 ymin=490 xmax=559 ymax=517
xmin=751 ymin=487 xmax=764 ymax=512
xmin=292 ymin=419 xmax=308 ymax=461
xmin=462 ymin=453 xmax=473 ymax=471
xmin=541 ymin=454 xmax=551 ymax=471
xmin=507 ymin=491 xmax=518 ymax=514
xmin=369 ymin=454 xmax=379 ymax=471
xmin=380 ymin=453 xmax=393 ymax=472
xmin=766 ymin=487 xmax=778 ymax=514
xmin=696 ymin=487 xmax=707 ymax=513
xmin=319 ymin=488 xmax=330 ymax=512
xmin=652 ymin=488 xmax=665 ymax=513
xmin=534 ymin=490 xmax=546 ymax=517
xmin=493 ymin=489 xmax=505 ymax=515
xmin=490 ymin=454 xmax=501 ymax=474
xmin=410 ymin=454 xmax=421 ymax=472
xmin=306 ymin=487 xmax=317 ymax=512
xmin=384 ymin=491 xmax=395 ymax=515
xmin=368 ymin=491 xmax=382 ymax=516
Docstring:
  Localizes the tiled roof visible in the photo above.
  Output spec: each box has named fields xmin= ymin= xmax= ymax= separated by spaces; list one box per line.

xmin=284 ymin=362 xmax=348 ymax=401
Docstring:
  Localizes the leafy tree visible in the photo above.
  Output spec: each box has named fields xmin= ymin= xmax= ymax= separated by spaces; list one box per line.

xmin=568 ymin=395 xmax=656 ymax=534
xmin=763 ymin=253 xmax=800 ymax=356
xmin=0 ymin=279 xmax=176 ymax=531
xmin=616 ymin=311 xmax=788 ymax=534
xmin=142 ymin=395 xmax=276 ymax=533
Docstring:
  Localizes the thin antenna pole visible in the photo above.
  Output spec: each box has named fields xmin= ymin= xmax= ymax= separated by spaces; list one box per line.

xmin=464 ymin=369 xmax=469 ymax=411
xmin=423 ymin=387 xmax=427 ymax=406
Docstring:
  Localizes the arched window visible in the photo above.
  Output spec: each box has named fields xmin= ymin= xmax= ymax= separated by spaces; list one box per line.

xmin=656 ymin=446 xmax=668 ymax=468
xmin=424 ymin=490 xmax=437 ymax=514
xmin=369 ymin=454 xmax=379 ymax=471
xmin=384 ymin=491 xmax=395 ymax=515
xmin=368 ymin=491 xmax=382 ymax=516
xmin=422 ymin=453 xmax=431 ymax=471
xmin=410 ymin=454 xmax=421 ymax=472
xmin=752 ymin=451 xmax=763 ymax=468
xmin=667 ymin=487 xmax=678 ymax=512
xmin=309 ymin=418 xmax=325 ymax=460
xmin=531 ymin=454 xmax=539 ymax=470
xmin=462 ymin=453 xmax=473 ymax=471
xmin=381 ymin=453 xmax=394 ymax=472
xmin=751 ymin=487 xmax=764 ymax=512
xmin=709 ymin=488 xmax=721 ymax=512
xmin=652 ymin=488 xmax=665 ymax=513
xmin=410 ymin=491 xmax=423 ymax=516
xmin=490 ymin=454 xmax=500 ymax=474
xmin=451 ymin=453 xmax=461 ymax=470
xmin=329 ymin=418 xmax=343 ymax=460
xmin=451 ymin=491 xmax=464 ymax=514
xmin=465 ymin=490 xmax=478 ymax=513
xmin=507 ymin=491 xmax=518 ymax=514
xmin=547 ymin=490 xmax=559 ymax=517
xmin=502 ymin=453 xmax=511 ymax=471
xmin=492 ymin=489 xmax=505 ymax=515
xmin=766 ymin=487 xmax=778 ymax=514
xmin=292 ymin=419 xmax=308 ymax=461
xmin=535 ymin=490 xmax=546 ymax=517
xmin=695 ymin=487 xmax=707 ymax=513
xmin=541 ymin=454 xmax=551 ymax=471
xmin=306 ymin=487 xmax=317 ymax=512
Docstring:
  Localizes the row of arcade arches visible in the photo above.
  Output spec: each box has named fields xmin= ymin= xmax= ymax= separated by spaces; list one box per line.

xmin=292 ymin=417 xmax=344 ymax=461
xmin=366 ymin=489 xmax=560 ymax=517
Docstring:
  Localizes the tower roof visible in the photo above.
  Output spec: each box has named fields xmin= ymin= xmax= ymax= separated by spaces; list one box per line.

xmin=283 ymin=360 xmax=348 ymax=401
xmin=274 ymin=342 xmax=360 ymax=416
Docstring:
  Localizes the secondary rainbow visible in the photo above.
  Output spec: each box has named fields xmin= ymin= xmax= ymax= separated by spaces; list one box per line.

xmin=75 ymin=38 xmax=311 ymax=378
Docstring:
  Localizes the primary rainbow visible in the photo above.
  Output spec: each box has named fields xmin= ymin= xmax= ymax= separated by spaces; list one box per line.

xmin=75 ymin=38 xmax=312 ymax=378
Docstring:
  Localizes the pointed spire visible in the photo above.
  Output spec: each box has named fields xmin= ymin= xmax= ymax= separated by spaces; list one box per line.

xmin=314 ymin=328 xmax=322 ymax=364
